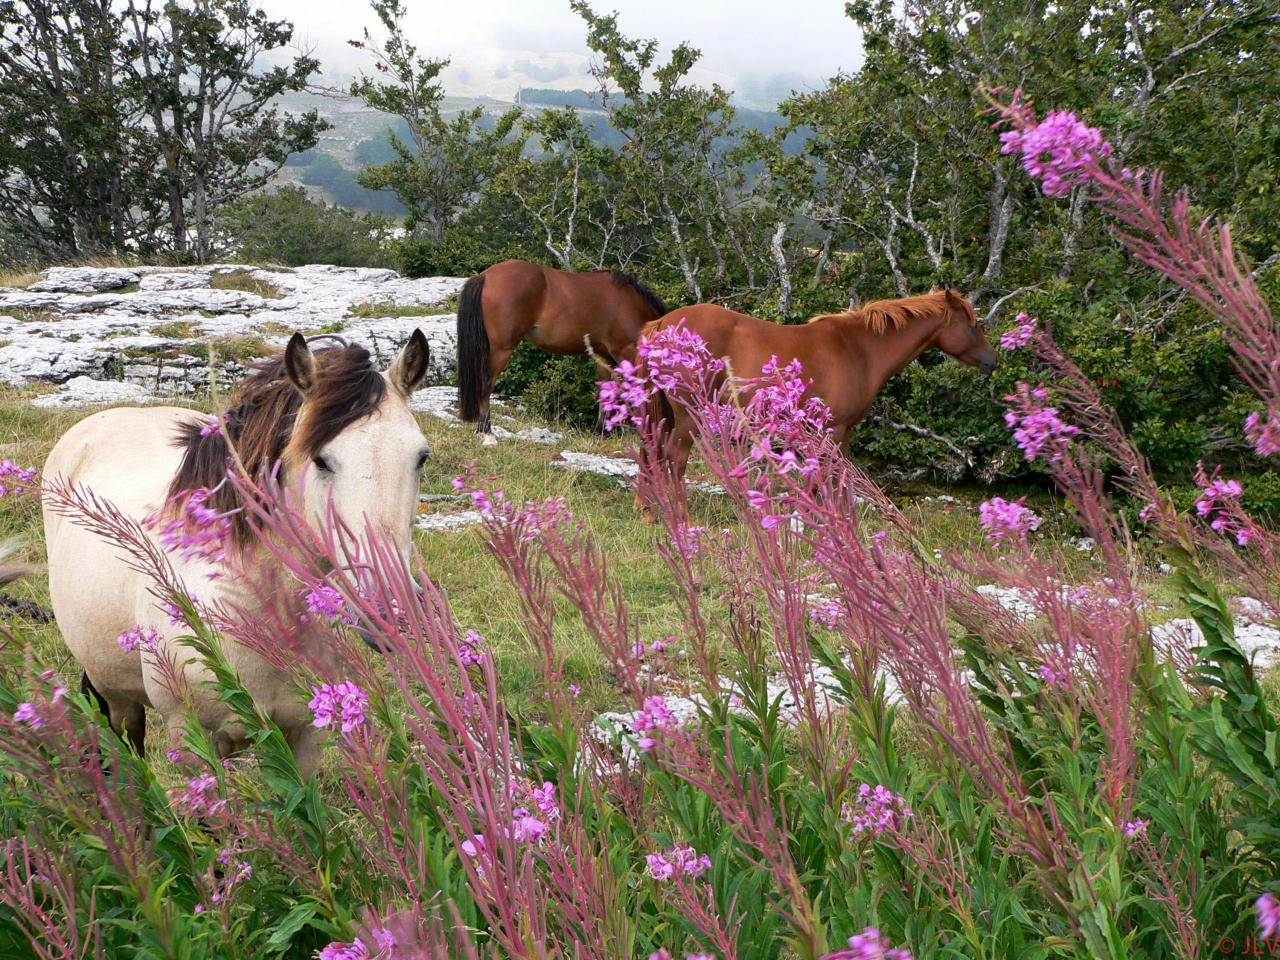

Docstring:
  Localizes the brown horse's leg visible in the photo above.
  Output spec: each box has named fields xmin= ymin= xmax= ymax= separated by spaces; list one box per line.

xmin=479 ymin=345 xmax=514 ymax=443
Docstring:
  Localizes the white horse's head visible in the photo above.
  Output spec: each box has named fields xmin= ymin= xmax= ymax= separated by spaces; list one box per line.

xmin=279 ymin=332 xmax=431 ymax=567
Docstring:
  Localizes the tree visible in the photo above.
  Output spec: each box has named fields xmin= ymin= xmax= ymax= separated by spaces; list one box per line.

xmin=0 ymin=0 xmax=160 ymax=260
xmin=217 ymin=185 xmax=394 ymax=267
xmin=349 ymin=0 xmax=521 ymax=244
xmin=0 ymin=0 xmax=324 ymax=264
xmin=124 ymin=0 xmax=326 ymax=260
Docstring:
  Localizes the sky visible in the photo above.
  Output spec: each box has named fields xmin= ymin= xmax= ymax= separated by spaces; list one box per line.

xmin=265 ymin=0 xmax=866 ymax=108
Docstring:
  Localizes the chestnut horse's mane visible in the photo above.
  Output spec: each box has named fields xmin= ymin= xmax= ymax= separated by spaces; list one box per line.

xmin=808 ymin=290 xmax=974 ymax=334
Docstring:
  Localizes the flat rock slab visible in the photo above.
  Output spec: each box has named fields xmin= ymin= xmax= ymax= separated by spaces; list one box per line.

xmin=0 ymin=263 xmax=466 ymax=397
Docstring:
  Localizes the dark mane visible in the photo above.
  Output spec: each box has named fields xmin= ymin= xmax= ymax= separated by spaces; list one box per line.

xmin=606 ymin=270 xmax=668 ymax=319
xmin=167 ymin=344 xmax=386 ymax=548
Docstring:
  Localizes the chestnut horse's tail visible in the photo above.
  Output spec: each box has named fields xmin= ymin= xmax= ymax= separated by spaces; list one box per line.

xmin=456 ymin=273 xmax=488 ymax=423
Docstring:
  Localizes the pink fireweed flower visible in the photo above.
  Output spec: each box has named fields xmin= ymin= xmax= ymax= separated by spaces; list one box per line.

xmin=458 ymin=629 xmax=487 ymax=667
xmin=148 ymin=487 xmax=235 ymax=564
xmin=529 ymin=781 xmax=559 ymax=820
xmin=13 ymin=702 xmax=41 ymax=727
xmin=1003 ymin=383 xmax=1079 ymax=463
xmin=822 ymin=927 xmax=913 ymax=960
xmin=1122 ymin=818 xmax=1148 ymax=838
xmin=510 ymin=810 xmax=548 ymax=845
xmin=460 ymin=835 xmax=487 ymax=858
xmin=1039 ymin=662 xmax=1071 ymax=690
xmin=843 ymin=784 xmax=912 ymax=837
xmin=169 ymin=771 xmax=228 ymax=818
xmin=633 ymin=695 xmax=681 ymax=752
xmin=304 ymin=586 xmax=355 ymax=625
xmin=649 ymin=637 xmax=668 ymax=654
xmin=599 ymin=324 xmax=725 ymax=429
xmin=999 ymin=109 xmax=1112 ymax=198
xmin=0 ymin=460 xmax=39 ymax=497
xmin=978 ymin=496 xmax=1042 ymax=543
xmin=200 ymin=414 xmax=222 ymax=437
xmin=811 ymin=598 xmax=843 ymax=629
xmin=318 ymin=940 xmax=369 ymax=960
xmin=568 ymin=683 xmax=581 ymax=697
xmin=309 ymin=681 xmax=369 ymax=734
xmin=999 ymin=313 xmax=1038 ymax=350
xmin=1258 ymin=893 xmax=1280 ymax=939
xmin=1245 ymin=412 xmax=1280 ymax=459
xmin=646 ymin=844 xmax=712 ymax=881
xmin=116 ymin=625 xmax=160 ymax=653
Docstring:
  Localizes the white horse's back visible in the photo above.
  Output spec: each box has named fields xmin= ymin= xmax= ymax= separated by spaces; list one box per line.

xmin=43 ymin=406 xmax=202 ymax=710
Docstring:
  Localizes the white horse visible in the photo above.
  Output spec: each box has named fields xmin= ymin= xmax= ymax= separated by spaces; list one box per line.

xmin=42 ymin=332 xmax=431 ymax=778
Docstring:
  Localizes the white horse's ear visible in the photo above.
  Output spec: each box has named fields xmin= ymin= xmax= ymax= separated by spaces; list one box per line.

xmin=284 ymin=333 xmax=315 ymax=395
xmin=389 ymin=329 xmax=430 ymax=394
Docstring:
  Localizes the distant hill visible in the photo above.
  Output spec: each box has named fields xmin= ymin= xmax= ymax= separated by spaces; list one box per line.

xmin=270 ymin=87 xmax=803 ymax=216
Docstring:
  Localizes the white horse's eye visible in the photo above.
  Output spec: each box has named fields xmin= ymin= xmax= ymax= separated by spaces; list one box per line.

xmin=415 ymin=449 xmax=430 ymax=471
xmin=312 ymin=455 xmax=333 ymax=473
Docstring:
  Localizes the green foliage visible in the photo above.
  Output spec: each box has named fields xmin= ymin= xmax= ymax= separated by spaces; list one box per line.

xmin=219 ymin=186 xmax=395 ymax=268
xmin=493 ymin=345 xmax=603 ymax=429
xmin=0 ymin=0 xmax=326 ymax=263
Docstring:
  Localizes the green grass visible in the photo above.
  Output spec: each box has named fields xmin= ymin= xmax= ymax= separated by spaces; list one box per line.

xmin=345 ymin=297 xmax=456 ymax=319
xmin=209 ymin=269 xmax=284 ymax=299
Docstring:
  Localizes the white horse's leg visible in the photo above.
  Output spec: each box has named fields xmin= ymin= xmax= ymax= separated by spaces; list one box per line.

xmin=285 ymin=723 xmax=327 ymax=781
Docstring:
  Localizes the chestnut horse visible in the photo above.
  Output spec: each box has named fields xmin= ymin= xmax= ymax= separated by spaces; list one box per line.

xmin=457 ymin=259 xmax=667 ymax=439
xmin=641 ymin=289 xmax=999 ymax=489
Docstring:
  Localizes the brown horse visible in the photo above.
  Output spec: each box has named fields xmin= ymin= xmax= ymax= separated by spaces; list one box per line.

xmin=641 ymin=289 xmax=999 ymax=489
xmin=457 ymin=259 xmax=668 ymax=438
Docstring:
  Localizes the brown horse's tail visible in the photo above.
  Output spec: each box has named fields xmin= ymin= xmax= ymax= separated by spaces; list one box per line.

xmin=456 ymin=273 xmax=488 ymax=422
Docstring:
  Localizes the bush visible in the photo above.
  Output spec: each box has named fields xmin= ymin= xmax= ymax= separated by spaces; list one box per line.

xmin=219 ymin=186 xmax=396 ymax=268
xmin=492 ymin=344 xmax=603 ymax=429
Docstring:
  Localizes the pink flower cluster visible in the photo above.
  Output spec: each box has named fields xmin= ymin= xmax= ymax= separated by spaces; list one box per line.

xmin=117 ymin=625 xmax=160 ymax=653
xmin=1245 ymin=412 xmax=1280 ymax=459
xmin=318 ymin=940 xmax=370 ymax=960
xmin=149 ymin=487 xmax=234 ymax=564
xmin=633 ymin=695 xmax=681 ymax=752
xmin=1123 ymin=818 xmax=1148 ymax=838
xmin=740 ymin=355 xmax=831 ymax=453
xmin=999 ymin=313 xmax=1038 ymax=350
xmin=598 ymin=323 xmax=725 ymax=430
xmin=305 ymin=585 xmax=356 ymax=625
xmin=811 ymin=598 xmax=843 ymax=629
xmin=169 ymin=771 xmax=229 ymax=818
xmin=999 ymin=109 xmax=1112 ymax=198
xmin=200 ymin=414 xmax=223 ymax=437
xmin=1038 ymin=662 xmax=1071 ymax=690
xmin=1194 ymin=473 xmax=1252 ymax=546
xmin=822 ymin=927 xmax=913 ymax=960
xmin=11 ymin=672 xmax=68 ymax=729
xmin=1003 ymin=383 xmax=1079 ymax=463
xmin=1259 ymin=893 xmax=1280 ymax=939
xmin=978 ymin=496 xmax=1041 ymax=543
xmin=0 ymin=460 xmax=38 ymax=497
xmin=648 ymin=952 xmax=714 ymax=960
xmin=459 ymin=629 xmax=487 ymax=667
xmin=645 ymin=844 xmax=712 ymax=881
xmin=309 ymin=681 xmax=369 ymax=734
xmin=844 ymin=784 xmax=912 ymax=837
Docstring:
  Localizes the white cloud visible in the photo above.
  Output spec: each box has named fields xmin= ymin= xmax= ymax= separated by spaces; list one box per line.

xmin=273 ymin=0 xmax=864 ymax=106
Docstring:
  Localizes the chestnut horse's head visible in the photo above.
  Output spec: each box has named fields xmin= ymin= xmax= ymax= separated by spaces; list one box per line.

xmin=933 ymin=290 xmax=999 ymax=375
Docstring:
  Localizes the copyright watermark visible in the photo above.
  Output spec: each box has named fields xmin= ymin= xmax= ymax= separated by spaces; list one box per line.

xmin=1218 ymin=935 xmax=1280 ymax=955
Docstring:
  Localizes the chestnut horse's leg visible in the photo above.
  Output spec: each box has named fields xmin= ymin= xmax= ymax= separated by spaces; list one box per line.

xmin=478 ymin=345 xmax=514 ymax=445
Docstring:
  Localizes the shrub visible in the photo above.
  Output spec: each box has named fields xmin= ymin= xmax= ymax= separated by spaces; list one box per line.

xmin=218 ymin=186 xmax=396 ymax=268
